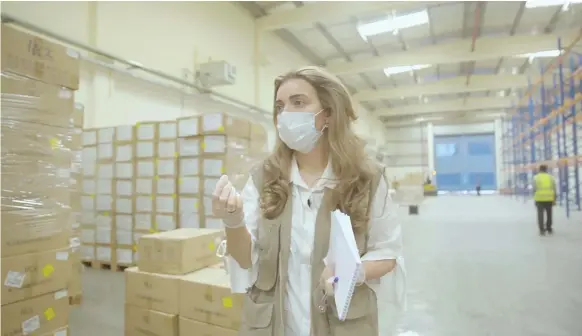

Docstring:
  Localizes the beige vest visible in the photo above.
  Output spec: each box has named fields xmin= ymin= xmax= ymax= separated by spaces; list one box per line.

xmin=238 ymin=163 xmax=386 ymax=336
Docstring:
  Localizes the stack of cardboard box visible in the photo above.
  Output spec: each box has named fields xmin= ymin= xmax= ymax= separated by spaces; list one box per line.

xmin=68 ymin=103 xmax=86 ymax=303
xmin=125 ymin=228 xmax=243 ymax=335
xmin=113 ymin=125 xmax=137 ymax=267
xmin=79 ymin=113 xmax=270 ymax=268
xmin=176 ymin=113 xmax=269 ymax=229
xmin=1 ymin=25 xmax=80 ymax=335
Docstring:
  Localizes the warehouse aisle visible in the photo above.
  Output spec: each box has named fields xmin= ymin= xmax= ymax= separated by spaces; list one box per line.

xmin=397 ymin=196 xmax=582 ymax=336
xmin=70 ymin=196 xmax=582 ymax=336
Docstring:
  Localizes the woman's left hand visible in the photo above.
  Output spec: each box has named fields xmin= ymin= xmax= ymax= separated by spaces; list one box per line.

xmin=320 ymin=266 xmax=336 ymax=296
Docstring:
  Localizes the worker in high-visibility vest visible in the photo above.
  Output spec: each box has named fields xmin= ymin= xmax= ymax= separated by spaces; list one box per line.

xmin=533 ymin=164 xmax=557 ymax=236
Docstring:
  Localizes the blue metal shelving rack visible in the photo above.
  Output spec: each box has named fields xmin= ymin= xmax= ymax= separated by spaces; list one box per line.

xmin=502 ymin=33 xmax=582 ymax=219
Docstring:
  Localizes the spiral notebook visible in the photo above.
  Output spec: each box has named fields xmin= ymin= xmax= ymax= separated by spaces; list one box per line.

xmin=329 ymin=210 xmax=362 ymax=321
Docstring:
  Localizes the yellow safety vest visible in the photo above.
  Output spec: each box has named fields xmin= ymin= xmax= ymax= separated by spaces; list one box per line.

xmin=534 ymin=173 xmax=555 ymax=202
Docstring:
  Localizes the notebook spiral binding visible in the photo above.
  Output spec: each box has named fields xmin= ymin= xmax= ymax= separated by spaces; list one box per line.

xmin=339 ymin=263 xmax=362 ymax=321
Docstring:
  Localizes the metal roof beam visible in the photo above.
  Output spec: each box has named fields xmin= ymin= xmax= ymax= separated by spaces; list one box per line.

xmin=256 ymin=2 xmax=423 ymax=31
xmin=354 ymin=74 xmax=529 ymax=101
xmin=376 ymin=97 xmax=523 ymax=116
xmin=327 ymin=29 xmax=581 ymax=75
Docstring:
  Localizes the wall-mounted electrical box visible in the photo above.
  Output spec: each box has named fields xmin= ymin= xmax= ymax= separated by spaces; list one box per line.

xmin=198 ymin=61 xmax=236 ymax=87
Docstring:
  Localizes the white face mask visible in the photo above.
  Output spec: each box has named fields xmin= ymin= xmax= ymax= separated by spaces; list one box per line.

xmin=277 ymin=110 xmax=326 ymax=153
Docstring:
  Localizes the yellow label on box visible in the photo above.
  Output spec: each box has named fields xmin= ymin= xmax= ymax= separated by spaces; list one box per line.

xmin=222 ymin=297 xmax=233 ymax=308
xmin=43 ymin=264 xmax=54 ymax=277
xmin=44 ymin=308 xmax=55 ymax=321
xmin=49 ymin=138 xmax=59 ymax=150
xmin=218 ymin=125 xmax=225 ymax=132
xmin=208 ymin=242 xmax=216 ymax=252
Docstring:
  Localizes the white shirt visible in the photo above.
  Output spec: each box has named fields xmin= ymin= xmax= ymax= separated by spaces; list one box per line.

xmin=227 ymin=159 xmax=406 ymax=335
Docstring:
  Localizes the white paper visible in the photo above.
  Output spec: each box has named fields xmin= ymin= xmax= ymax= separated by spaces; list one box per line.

xmin=82 ymin=131 xmax=97 ymax=146
xmin=202 ymin=159 xmax=224 ymax=177
xmin=56 ymin=251 xmax=69 ymax=261
xmin=136 ymin=179 xmax=153 ymax=194
xmin=137 ymin=123 xmax=155 ymax=140
xmin=116 ymin=215 xmax=133 ymax=231
xmin=97 ymin=127 xmax=115 ymax=144
xmin=98 ymin=143 xmax=113 ymax=160
xmin=179 ymin=177 xmax=199 ymax=194
xmin=116 ymin=230 xmax=133 ymax=245
xmin=115 ymin=145 xmax=133 ymax=162
xmin=115 ymin=162 xmax=133 ymax=179
xmin=55 ymin=328 xmax=68 ymax=336
xmin=54 ymin=289 xmax=68 ymax=300
xmin=116 ymin=125 xmax=134 ymax=142
xmin=4 ymin=271 xmax=26 ymax=288
xmin=156 ymin=214 xmax=176 ymax=231
xmin=158 ymin=122 xmax=177 ymax=139
xmin=157 ymin=159 xmax=176 ymax=176
xmin=178 ymin=138 xmax=199 ymax=156
xmin=179 ymin=158 xmax=199 ymax=176
xmin=328 ymin=210 xmax=362 ymax=321
xmin=157 ymin=178 xmax=176 ymax=194
xmin=178 ymin=117 xmax=198 ymax=137
xmin=137 ymin=142 xmax=155 ymax=158
xmin=21 ymin=315 xmax=40 ymax=335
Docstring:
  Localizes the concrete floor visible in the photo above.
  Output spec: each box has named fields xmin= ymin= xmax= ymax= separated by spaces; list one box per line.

xmin=70 ymin=196 xmax=582 ymax=336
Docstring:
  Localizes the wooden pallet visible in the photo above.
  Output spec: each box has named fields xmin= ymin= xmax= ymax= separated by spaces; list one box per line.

xmin=81 ymin=260 xmax=129 ymax=272
xmin=69 ymin=294 xmax=82 ymax=306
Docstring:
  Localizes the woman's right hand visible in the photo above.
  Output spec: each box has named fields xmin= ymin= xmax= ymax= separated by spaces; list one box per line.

xmin=212 ymin=175 xmax=244 ymax=228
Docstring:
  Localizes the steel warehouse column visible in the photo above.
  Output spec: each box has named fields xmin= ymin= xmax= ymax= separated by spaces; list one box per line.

xmin=557 ymin=38 xmax=571 ymax=217
xmin=568 ymin=55 xmax=581 ymax=211
xmin=521 ymin=105 xmax=529 ymax=202
xmin=528 ymin=79 xmax=537 ymax=200
xmin=513 ymin=114 xmax=520 ymax=198
xmin=540 ymin=64 xmax=550 ymax=164
xmin=553 ymin=72 xmax=564 ymax=207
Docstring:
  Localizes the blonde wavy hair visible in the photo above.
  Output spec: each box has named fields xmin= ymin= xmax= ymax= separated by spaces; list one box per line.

xmin=260 ymin=66 xmax=375 ymax=233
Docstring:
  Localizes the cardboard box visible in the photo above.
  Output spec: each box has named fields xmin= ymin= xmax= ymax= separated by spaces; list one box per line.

xmin=40 ymin=326 xmax=69 ymax=336
xmin=124 ymin=267 xmax=182 ymax=314
xmin=1 ymin=290 xmax=70 ymax=336
xmin=67 ymin=251 xmax=83 ymax=296
xmin=1 ymin=73 xmax=75 ymax=128
xmin=125 ymin=305 xmax=178 ymax=336
xmin=1 ymin=247 xmax=72 ymax=305
xmin=1 ymin=25 xmax=80 ymax=90
xmin=137 ymin=228 xmax=222 ymax=275
xmin=179 ymin=267 xmax=243 ymax=330
xmin=1 ymin=210 xmax=70 ymax=258
xmin=179 ymin=317 xmax=237 ymax=336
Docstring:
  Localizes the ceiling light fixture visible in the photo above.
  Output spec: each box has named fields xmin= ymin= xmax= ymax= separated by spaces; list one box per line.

xmin=517 ymin=49 xmax=562 ymax=58
xmin=525 ymin=0 xmax=582 ymax=9
xmin=357 ymin=10 xmax=429 ymax=40
xmin=384 ymin=64 xmax=432 ymax=76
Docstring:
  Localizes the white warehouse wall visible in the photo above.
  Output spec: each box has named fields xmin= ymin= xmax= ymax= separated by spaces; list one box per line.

xmin=384 ymin=121 xmax=503 ymax=188
xmin=1 ymin=1 xmax=386 ymax=149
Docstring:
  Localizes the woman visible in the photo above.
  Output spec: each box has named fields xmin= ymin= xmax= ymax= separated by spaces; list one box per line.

xmin=212 ymin=66 xmax=404 ymax=335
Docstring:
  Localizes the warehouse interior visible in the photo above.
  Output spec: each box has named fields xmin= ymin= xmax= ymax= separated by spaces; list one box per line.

xmin=1 ymin=1 xmax=581 ymax=336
